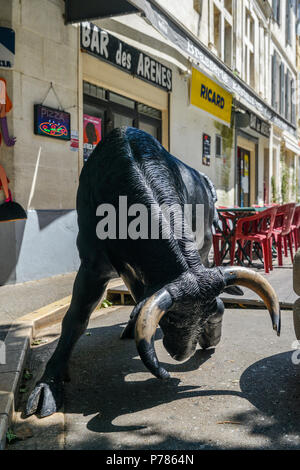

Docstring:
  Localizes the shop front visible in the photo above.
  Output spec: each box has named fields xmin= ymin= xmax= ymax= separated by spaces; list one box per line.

xmin=187 ymin=66 xmax=235 ymax=205
xmin=235 ymin=109 xmax=270 ymax=207
xmin=80 ymin=21 xmax=171 ymax=165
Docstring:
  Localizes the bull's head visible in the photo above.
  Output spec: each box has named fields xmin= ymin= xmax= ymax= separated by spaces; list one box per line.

xmin=134 ymin=266 xmax=281 ymax=379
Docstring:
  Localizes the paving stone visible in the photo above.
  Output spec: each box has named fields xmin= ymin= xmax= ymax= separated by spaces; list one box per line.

xmin=0 ymin=372 xmax=20 ymax=394
xmin=0 ymin=347 xmax=27 ymax=374
xmin=0 ymin=414 xmax=8 ymax=450
xmin=0 ymin=392 xmax=14 ymax=418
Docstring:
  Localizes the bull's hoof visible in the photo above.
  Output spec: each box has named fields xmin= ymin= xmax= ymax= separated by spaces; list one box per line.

xmin=26 ymin=379 xmax=64 ymax=418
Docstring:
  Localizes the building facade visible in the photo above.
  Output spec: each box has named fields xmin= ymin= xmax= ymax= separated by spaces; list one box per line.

xmin=0 ymin=0 xmax=299 ymax=284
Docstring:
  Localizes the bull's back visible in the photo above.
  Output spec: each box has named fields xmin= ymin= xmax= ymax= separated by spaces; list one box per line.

xmin=76 ymin=127 xmax=216 ymax=285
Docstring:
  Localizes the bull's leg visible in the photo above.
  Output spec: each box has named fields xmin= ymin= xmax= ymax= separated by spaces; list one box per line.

xmin=26 ymin=264 xmax=111 ymax=417
xmin=198 ymin=297 xmax=224 ymax=350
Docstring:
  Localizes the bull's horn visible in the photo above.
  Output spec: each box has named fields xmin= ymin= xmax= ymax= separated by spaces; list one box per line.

xmin=223 ymin=266 xmax=281 ymax=335
xmin=135 ymin=289 xmax=173 ymax=379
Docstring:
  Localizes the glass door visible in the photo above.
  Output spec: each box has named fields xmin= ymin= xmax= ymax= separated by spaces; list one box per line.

xmin=83 ymin=82 xmax=162 ymax=163
xmin=237 ymin=147 xmax=251 ymax=207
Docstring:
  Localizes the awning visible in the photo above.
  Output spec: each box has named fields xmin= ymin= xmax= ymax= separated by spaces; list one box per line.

xmin=282 ymin=131 xmax=300 ymax=156
xmin=65 ymin=0 xmax=296 ymax=136
xmin=64 ymin=0 xmax=141 ymax=23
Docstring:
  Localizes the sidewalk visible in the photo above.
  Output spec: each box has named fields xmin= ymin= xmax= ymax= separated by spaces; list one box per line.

xmin=1 ymin=261 xmax=299 ymax=450
xmin=0 ymin=273 xmax=77 ymax=341
xmin=8 ymin=304 xmax=300 ymax=450
xmin=0 ymin=272 xmax=122 ymax=450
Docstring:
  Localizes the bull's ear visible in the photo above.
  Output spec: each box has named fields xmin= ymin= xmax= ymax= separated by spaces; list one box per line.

xmin=135 ymin=289 xmax=173 ymax=379
xmin=223 ymin=285 xmax=244 ymax=296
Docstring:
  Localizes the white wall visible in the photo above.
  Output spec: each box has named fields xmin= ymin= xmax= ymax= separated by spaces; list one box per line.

xmin=0 ymin=0 xmax=79 ymax=210
xmin=169 ymin=68 xmax=235 ymax=206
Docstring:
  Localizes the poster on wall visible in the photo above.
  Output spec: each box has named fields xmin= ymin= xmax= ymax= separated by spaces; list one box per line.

xmin=83 ymin=114 xmax=102 ymax=163
xmin=202 ymin=133 xmax=211 ymax=166
xmin=70 ymin=130 xmax=79 ymax=152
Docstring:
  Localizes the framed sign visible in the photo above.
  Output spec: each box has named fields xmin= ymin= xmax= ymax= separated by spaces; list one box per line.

xmin=81 ymin=22 xmax=172 ymax=92
xmin=202 ymin=133 xmax=211 ymax=166
xmin=34 ymin=104 xmax=71 ymax=140
xmin=0 ymin=27 xmax=15 ymax=68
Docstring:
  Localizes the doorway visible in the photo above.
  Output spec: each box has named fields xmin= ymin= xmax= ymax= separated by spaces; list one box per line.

xmin=83 ymin=81 xmax=162 ymax=163
xmin=237 ymin=146 xmax=251 ymax=207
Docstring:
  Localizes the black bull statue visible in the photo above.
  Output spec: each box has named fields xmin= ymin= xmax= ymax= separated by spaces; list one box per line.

xmin=26 ymin=127 xmax=281 ymax=417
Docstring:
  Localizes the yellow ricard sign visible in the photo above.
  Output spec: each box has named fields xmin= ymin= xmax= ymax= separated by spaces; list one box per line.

xmin=190 ymin=68 xmax=232 ymax=125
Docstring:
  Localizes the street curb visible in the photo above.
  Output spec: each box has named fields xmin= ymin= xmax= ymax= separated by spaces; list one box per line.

xmin=0 ymin=278 xmax=123 ymax=450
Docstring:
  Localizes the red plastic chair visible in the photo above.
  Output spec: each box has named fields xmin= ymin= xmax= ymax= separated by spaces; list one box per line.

xmin=213 ymin=210 xmax=236 ymax=266
xmin=272 ymin=203 xmax=296 ymax=266
xmin=291 ymin=205 xmax=300 ymax=251
xmin=230 ymin=207 xmax=277 ymax=273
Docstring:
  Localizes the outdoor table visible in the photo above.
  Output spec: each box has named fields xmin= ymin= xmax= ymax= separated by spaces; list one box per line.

xmin=216 ymin=206 xmax=267 ymax=213
xmin=216 ymin=207 xmax=267 ymax=265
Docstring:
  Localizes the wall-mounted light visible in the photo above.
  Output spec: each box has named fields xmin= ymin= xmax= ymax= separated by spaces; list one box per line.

xmin=179 ymin=68 xmax=192 ymax=80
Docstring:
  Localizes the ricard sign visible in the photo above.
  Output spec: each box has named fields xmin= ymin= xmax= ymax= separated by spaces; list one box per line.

xmin=80 ymin=22 xmax=172 ymax=92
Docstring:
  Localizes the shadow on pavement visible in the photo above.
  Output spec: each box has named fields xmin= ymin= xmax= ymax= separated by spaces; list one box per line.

xmin=17 ymin=318 xmax=300 ymax=450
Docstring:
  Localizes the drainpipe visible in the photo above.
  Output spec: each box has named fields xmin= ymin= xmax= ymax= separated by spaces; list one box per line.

xmin=234 ymin=106 xmax=238 ymax=206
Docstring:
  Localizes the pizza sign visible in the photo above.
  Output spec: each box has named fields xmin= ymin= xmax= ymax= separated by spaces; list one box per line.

xmin=34 ymin=104 xmax=71 ymax=140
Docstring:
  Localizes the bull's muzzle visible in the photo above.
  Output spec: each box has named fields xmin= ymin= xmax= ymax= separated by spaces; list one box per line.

xmin=134 ymin=266 xmax=281 ymax=379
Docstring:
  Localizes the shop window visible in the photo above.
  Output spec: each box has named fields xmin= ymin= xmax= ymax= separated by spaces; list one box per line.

xmin=137 ymin=103 xmax=162 ymax=120
xmin=83 ymin=82 xmax=107 ymax=100
xmin=109 ymin=91 xmax=135 ymax=109
xmin=139 ymin=121 xmax=159 ymax=139
xmin=83 ymin=81 xmax=162 ymax=163
xmin=215 ymin=134 xmax=222 ymax=157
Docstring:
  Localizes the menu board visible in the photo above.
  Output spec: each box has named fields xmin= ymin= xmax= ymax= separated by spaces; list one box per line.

xmin=202 ymin=133 xmax=211 ymax=166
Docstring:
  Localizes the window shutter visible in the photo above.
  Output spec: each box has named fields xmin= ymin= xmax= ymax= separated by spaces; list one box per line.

xmin=286 ymin=0 xmax=291 ymax=44
xmin=280 ymin=62 xmax=285 ymax=115
xmin=291 ymin=78 xmax=296 ymax=124
xmin=285 ymin=69 xmax=290 ymax=120
xmin=273 ymin=0 xmax=281 ymax=23
xmin=273 ymin=0 xmax=278 ymax=19
xmin=272 ymin=53 xmax=277 ymax=108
